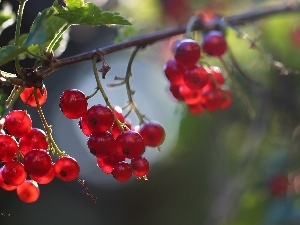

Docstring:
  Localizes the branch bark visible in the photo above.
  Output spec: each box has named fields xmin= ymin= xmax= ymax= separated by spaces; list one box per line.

xmin=35 ymin=0 xmax=300 ymax=78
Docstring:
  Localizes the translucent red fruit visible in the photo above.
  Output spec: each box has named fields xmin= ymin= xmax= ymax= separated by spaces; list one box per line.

xmin=131 ymin=157 xmax=150 ymax=178
xmin=205 ymin=66 xmax=225 ymax=88
xmin=23 ymin=149 xmax=52 ymax=177
xmin=116 ymin=131 xmax=145 ymax=159
xmin=168 ymin=84 xmax=184 ymax=101
xmin=19 ymin=128 xmax=48 ymax=155
xmin=30 ymin=164 xmax=55 ymax=184
xmin=4 ymin=110 xmax=32 ymax=138
xmin=87 ymin=132 xmax=116 ymax=158
xmin=0 ymin=134 xmax=18 ymax=162
xmin=112 ymin=161 xmax=132 ymax=182
xmin=179 ymin=84 xmax=203 ymax=105
xmin=174 ymin=39 xmax=201 ymax=67
xmin=201 ymin=30 xmax=227 ymax=57
xmin=138 ymin=122 xmax=166 ymax=147
xmin=59 ymin=89 xmax=88 ymax=119
xmin=202 ymin=88 xmax=232 ymax=111
xmin=54 ymin=156 xmax=80 ymax=181
xmin=163 ymin=59 xmax=185 ymax=85
xmin=0 ymin=168 xmax=17 ymax=191
xmin=17 ymin=180 xmax=40 ymax=203
xmin=184 ymin=65 xmax=209 ymax=90
xmin=20 ymin=85 xmax=47 ymax=107
xmin=1 ymin=161 xmax=27 ymax=186
xmin=80 ymin=104 xmax=114 ymax=136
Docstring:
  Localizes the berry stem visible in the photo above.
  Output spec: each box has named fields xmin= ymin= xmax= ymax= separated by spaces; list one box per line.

xmin=33 ymin=88 xmax=65 ymax=156
xmin=185 ymin=15 xmax=201 ymax=39
xmin=46 ymin=24 xmax=70 ymax=53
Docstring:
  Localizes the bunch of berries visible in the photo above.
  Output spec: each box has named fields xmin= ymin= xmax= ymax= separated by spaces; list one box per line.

xmin=0 ymin=110 xmax=80 ymax=203
xmin=163 ymin=30 xmax=233 ymax=115
xmin=59 ymin=89 xmax=166 ymax=182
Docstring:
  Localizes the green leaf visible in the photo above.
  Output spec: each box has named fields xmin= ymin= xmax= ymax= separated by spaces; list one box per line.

xmin=53 ymin=0 xmax=131 ymax=26
xmin=0 ymin=3 xmax=15 ymax=35
xmin=0 ymin=45 xmax=26 ymax=67
xmin=23 ymin=7 xmax=68 ymax=51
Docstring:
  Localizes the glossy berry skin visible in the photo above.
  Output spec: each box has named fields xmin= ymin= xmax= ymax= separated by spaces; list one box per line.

xmin=201 ymin=88 xmax=225 ymax=111
xmin=179 ymin=84 xmax=203 ymax=105
xmin=30 ymin=164 xmax=55 ymax=184
xmin=184 ymin=65 xmax=209 ymax=90
xmin=0 ymin=134 xmax=18 ymax=162
xmin=17 ymin=180 xmax=40 ymax=203
xmin=4 ymin=110 xmax=32 ymax=138
xmin=59 ymin=89 xmax=88 ymax=119
xmin=87 ymin=132 xmax=116 ymax=158
xmin=1 ymin=161 xmax=27 ymax=186
xmin=20 ymin=85 xmax=47 ymax=107
xmin=174 ymin=39 xmax=201 ymax=67
xmin=201 ymin=30 xmax=227 ymax=57
xmin=23 ymin=149 xmax=52 ymax=177
xmin=110 ymin=106 xmax=125 ymax=138
xmin=112 ymin=161 xmax=132 ymax=182
xmin=80 ymin=104 xmax=114 ymax=136
xmin=0 ymin=168 xmax=17 ymax=191
xmin=116 ymin=131 xmax=145 ymax=159
xmin=131 ymin=157 xmax=150 ymax=177
xmin=163 ymin=59 xmax=185 ymax=85
xmin=138 ymin=122 xmax=166 ymax=147
xmin=54 ymin=156 xmax=80 ymax=181
xmin=168 ymin=84 xmax=184 ymax=101
xmin=19 ymin=128 xmax=48 ymax=155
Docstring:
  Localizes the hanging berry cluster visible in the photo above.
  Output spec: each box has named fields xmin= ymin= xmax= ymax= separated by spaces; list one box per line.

xmin=163 ymin=30 xmax=233 ymax=115
xmin=59 ymin=89 xmax=166 ymax=182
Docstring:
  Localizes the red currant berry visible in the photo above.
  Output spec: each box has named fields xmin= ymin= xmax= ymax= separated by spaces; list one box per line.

xmin=23 ymin=149 xmax=52 ymax=177
xmin=112 ymin=161 xmax=132 ymax=182
xmin=87 ymin=132 xmax=116 ymax=158
xmin=184 ymin=65 xmax=209 ymax=90
xmin=59 ymin=89 xmax=88 ymax=119
xmin=1 ymin=161 xmax=27 ymax=186
xmin=4 ymin=110 xmax=32 ymax=138
xmin=201 ymin=30 xmax=227 ymax=57
xmin=80 ymin=104 xmax=114 ymax=135
xmin=116 ymin=131 xmax=145 ymax=159
xmin=205 ymin=66 xmax=225 ymax=88
xmin=138 ymin=122 xmax=165 ymax=147
xmin=163 ymin=59 xmax=185 ymax=85
xmin=168 ymin=84 xmax=184 ymax=101
xmin=30 ymin=164 xmax=55 ymax=184
xmin=174 ymin=39 xmax=201 ymax=67
xmin=20 ymin=85 xmax=47 ymax=107
xmin=0 ymin=168 xmax=17 ymax=191
xmin=17 ymin=180 xmax=40 ymax=203
xmin=187 ymin=102 xmax=205 ymax=115
xmin=19 ymin=128 xmax=48 ymax=155
xmin=97 ymin=149 xmax=126 ymax=174
xmin=110 ymin=106 xmax=125 ymax=138
xmin=0 ymin=134 xmax=18 ymax=162
xmin=220 ymin=89 xmax=233 ymax=110
xmin=180 ymin=84 xmax=203 ymax=105
xmin=201 ymin=88 xmax=224 ymax=111
xmin=54 ymin=156 xmax=80 ymax=181
xmin=131 ymin=157 xmax=150 ymax=178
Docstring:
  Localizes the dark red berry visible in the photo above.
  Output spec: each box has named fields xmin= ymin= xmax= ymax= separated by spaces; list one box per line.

xmin=183 ymin=65 xmax=209 ymax=90
xmin=174 ymin=39 xmax=201 ymax=67
xmin=59 ymin=89 xmax=88 ymax=119
xmin=23 ymin=149 xmax=52 ymax=177
xmin=54 ymin=156 xmax=80 ymax=181
xmin=0 ymin=134 xmax=18 ymax=162
xmin=201 ymin=30 xmax=227 ymax=57
xmin=201 ymin=88 xmax=225 ymax=111
xmin=4 ymin=110 xmax=32 ymax=138
xmin=87 ymin=132 xmax=116 ymax=158
xmin=187 ymin=103 xmax=205 ymax=115
xmin=138 ymin=122 xmax=165 ymax=147
xmin=168 ymin=84 xmax=184 ymax=101
xmin=1 ymin=161 xmax=27 ymax=186
xmin=0 ymin=168 xmax=17 ymax=191
xmin=19 ymin=128 xmax=48 ymax=155
xmin=205 ymin=66 xmax=225 ymax=88
xmin=20 ymin=85 xmax=47 ymax=107
xmin=17 ymin=180 xmax=40 ymax=203
xmin=131 ymin=157 xmax=150 ymax=178
xmin=163 ymin=59 xmax=185 ymax=85
xmin=180 ymin=84 xmax=203 ymax=105
xmin=116 ymin=131 xmax=145 ymax=159
xmin=30 ymin=164 xmax=55 ymax=184
xmin=112 ymin=161 xmax=132 ymax=182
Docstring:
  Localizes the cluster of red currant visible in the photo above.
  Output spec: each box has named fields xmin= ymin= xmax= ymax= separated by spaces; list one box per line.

xmin=163 ymin=30 xmax=233 ymax=114
xmin=0 ymin=109 xmax=80 ymax=203
xmin=59 ymin=89 xmax=166 ymax=182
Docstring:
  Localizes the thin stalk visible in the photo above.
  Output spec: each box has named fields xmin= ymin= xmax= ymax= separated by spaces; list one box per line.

xmin=46 ymin=24 xmax=70 ymax=52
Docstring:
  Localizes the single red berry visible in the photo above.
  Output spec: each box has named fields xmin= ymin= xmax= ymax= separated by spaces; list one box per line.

xmin=180 ymin=84 xmax=203 ymax=105
xmin=201 ymin=88 xmax=225 ymax=111
xmin=4 ymin=110 xmax=32 ymax=138
xmin=20 ymin=85 xmax=47 ymax=107
xmin=19 ymin=128 xmax=48 ymax=155
xmin=80 ymin=104 xmax=114 ymax=135
xmin=0 ymin=134 xmax=18 ymax=162
xmin=187 ymin=102 xmax=205 ymax=115
xmin=163 ymin=59 xmax=185 ymax=85
xmin=111 ymin=119 xmax=132 ymax=139
xmin=220 ymin=89 xmax=233 ymax=110
xmin=0 ymin=168 xmax=17 ymax=191
xmin=138 ymin=122 xmax=166 ymax=147
xmin=30 ymin=164 xmax=55 ymax=184
xmin=174 ymin=39 xmax=201 ymax=67
xmin=110 ymin=106 xmax=125 ymax=138
xmin=205 ymin=66 xmax=225 ymax=88
xmin=168 ymin=84 xmax=184 ymax=101
xmin=112 ymin=161 xmax=132 ymax=182
xmin=17 ymin=180 xmax=40 ymax=203
xmin=131 ymin=157 xmax=150 ymax=178
xmin=23 ymin=149 xmax=52 ymax=177
xmin=87 ymin=132 xmax=116 ymax=158
xmin=184 ymin=65 xmax=209 ymax=90
xmin=54 ymin=156 xmax=80 ymax=181
xmin=116 ymin=131 xmax=145 ymax=159
xmin=1 ymin=161 xmax=27 ymax=186
xmin=59 ymin=89 xmax=88 ymax=119
xmin=201 ymin=30 xmax=227 ymax=57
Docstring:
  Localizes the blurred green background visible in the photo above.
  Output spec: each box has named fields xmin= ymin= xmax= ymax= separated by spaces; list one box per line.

xmin=1 ymin=0 xmax=300 ymax=225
